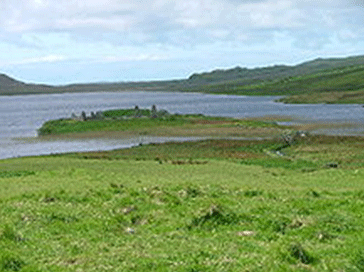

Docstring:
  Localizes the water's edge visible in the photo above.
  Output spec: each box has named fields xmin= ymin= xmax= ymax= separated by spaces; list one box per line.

xmin=1 ymin=91 xmax=363 ymax=159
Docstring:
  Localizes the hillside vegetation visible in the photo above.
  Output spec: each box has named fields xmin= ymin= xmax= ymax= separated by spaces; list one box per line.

xmin=198 ymin=64 xmax=364 ymax=103
xmin=188 ymin=55 xmax=364 ymax=86
xmin=1 ymin=55 xmax=364 ymax=103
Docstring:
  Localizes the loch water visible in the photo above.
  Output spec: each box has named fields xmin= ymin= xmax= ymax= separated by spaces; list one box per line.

xmin=0 ymin=91 xmax=363 ymax=159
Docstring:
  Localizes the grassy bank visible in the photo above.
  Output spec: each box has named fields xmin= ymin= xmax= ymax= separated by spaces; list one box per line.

xmin=277 ymin=89 xmax=364 ymax=104
xmin=1 ymin=134 xmax=364 ymax=271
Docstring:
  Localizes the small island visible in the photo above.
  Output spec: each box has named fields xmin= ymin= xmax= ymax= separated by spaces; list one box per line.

xmin=38 ymin=105 xmax=290 ymax=138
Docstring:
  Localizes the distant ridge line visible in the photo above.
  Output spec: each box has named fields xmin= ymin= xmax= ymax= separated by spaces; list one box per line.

xmin=1 ymin=54 xmax=364 ymax=96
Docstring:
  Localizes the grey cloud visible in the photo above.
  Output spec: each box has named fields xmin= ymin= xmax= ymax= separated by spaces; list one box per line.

xmin=0 ymin=0 xmax=363 ymax=50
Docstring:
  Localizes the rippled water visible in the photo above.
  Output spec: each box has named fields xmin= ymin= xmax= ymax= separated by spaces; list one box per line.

xmin=0 ymin=91 xmax=363 ymax=159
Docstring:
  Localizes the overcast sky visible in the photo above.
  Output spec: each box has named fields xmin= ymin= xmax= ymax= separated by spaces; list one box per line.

xmin=0 ymin=0 xmax=363 ymax=84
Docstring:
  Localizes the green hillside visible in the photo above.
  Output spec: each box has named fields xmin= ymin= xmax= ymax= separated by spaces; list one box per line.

xmin=1 ymin=55 xmax=364 ymax=103
xmin=187 ymin=55 xmax=364 ymax=86
xmin=196 ymin=64 xmax=364 ymax=103
xmin=186 ymin=58 xmax=364 ymax=103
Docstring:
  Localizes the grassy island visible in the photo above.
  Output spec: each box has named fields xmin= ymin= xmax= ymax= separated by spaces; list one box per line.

xmin=38 ymin=106 xmax=290 ymax=139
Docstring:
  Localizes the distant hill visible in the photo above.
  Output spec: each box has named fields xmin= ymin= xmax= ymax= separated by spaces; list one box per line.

xmin=187 ymin=55 xmax=364 ymax=86
xmin=184 ymin=55 xmax=364 ymax=103
xmin=0 ymin=73 xmax=182 ymax=95
xmin=0 ymin=73 xmax=25 ymax=88
xmin=1 ymin=55 xmax=364 ymax=103
xmin=0 ymin=74 xmax=54 ymax=95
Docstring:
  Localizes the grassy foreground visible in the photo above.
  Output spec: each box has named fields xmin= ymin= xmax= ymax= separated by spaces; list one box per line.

xmin=1 ymin=135 xmax=364 ymax=271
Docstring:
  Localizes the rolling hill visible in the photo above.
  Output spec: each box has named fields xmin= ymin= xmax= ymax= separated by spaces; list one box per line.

xmin=1 ymin=55 xmax=364 ymax=103
xmin=0 ymin=74 xmax=54 ymax=95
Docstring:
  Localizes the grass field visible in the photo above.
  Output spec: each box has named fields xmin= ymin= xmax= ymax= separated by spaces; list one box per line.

xmin=1 ymin=134 xmax=364 ymax=271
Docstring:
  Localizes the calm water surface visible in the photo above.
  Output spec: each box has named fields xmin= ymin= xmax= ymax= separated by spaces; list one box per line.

xmin=0 ymin=91 xmax=363 ymax=159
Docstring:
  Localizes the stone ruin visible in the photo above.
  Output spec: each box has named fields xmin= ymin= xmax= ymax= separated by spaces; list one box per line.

xmin=70 ymin=105 xmax=169 ymax=121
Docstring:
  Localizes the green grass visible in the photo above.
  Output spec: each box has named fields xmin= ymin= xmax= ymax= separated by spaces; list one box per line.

xmin=278 ymin=88 xmax=364 ymax=104
xmin=38 ymin=117 xmax=187 ymax=135
xmin=103 ymin=108 xmax=153 ymax=118
xmin=1 ymin=134 xmax=364 ymax=271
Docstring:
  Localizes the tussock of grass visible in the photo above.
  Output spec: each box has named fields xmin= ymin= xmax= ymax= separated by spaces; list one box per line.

xmin=0 ymin=225 xmax=24 ymax=242
xmin=243 ymin=190 xmax=263 ymax=197
xmin=0 ymin=252 xmax=25 ymax=272
xmin=353 ymin=250 xmax=364 ymax=271
xmin=288 ymin=243 xmax=315 ymax=264
xmin=0 ymin=171 xmax=35 ymax=179
xmin=188 ymin=205 xmax=244 ymax=230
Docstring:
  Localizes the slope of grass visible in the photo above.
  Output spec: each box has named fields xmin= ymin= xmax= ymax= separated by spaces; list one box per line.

xmin=1 ymin=135 xmax=364 ymax=271
xmin=279 ymin=88 xmax=364 ymax=104
xmin=195 ymin=65 xmax=364 ymax=103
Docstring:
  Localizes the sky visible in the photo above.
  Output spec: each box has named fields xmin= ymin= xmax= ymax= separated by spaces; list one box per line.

xmin=0 ymin=0 xmax=363 ymax=85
